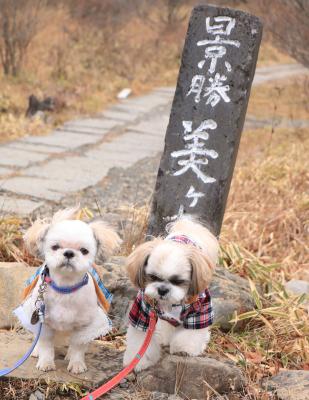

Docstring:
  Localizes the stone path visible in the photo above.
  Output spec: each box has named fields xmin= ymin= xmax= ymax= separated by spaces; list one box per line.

xmin=0 ymin=63 xmax=307 ymax=216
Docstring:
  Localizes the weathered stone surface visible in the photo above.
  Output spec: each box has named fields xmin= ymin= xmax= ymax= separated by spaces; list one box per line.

xmin=285 ymin=279 xmax=309 ymax=295
xmin=148 ymin=5 xmax=263 ymax=237
xmin=0 ymin=330 xmax=123 ymax=387
xmin=0 ymin=146 xmax=49 ymax=167
xmin=0 ymin=196 xmax=43 ymax=215
xmin=210 ymin=265 xmax=253 ymax=331
xmin=65 ymin=117 xmax=120 ymax=130
xmin=0 ymin=176 xmax=64 ymax=201
xmin=99 ymin=110 xmax=140 ymax=122
xmin=97 ymin=257 xmax=135 ymax=331
xmin=0 ymin=263 xmax=33 ymax=328
xmin=130 ymin=114 xmax=169 ymax=135
xmin=58 ymin=126 xmax=108 ymax=136
xmin=0 ymin=166 xmax=13 ymax=176
xmin=7 ymin=141 xmax=65 ymax=154
xmin=139 ymin=354 xmax=244 ymax=398
xmin=20 ymin=131 xmax=100 ymax=149
xmin=264 ymin=370 xmax=309 ymax=400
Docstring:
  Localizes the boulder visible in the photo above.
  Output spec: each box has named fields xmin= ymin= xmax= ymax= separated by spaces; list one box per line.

xmin=0 ymin=262 xmax=34 ymax=329
xmin=138 ymin=354 xmax=245 ymax=399
xmin=264 ymin=370 xmax=309 ymax=400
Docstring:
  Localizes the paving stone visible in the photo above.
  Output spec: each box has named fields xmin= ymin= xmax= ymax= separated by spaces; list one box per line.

xmin=0 ymin=166 xmax=13 ymax=176
xmin=20 ymin=131 xmax=100 ymax=149
xmin=0 ymin=176 xmax=64 ymax=201
xmin=0 ymin=196 xmax=43 ymax=215
xmin=0 ymin=330 xmax=123 ymax=387
xmin=99 ymin=110 xmax=139 ymax=122
xmin=26 ymin=156 xmax=110 ymax=192
xmin=7 ymin=141 xmax=65 ymax=154
xmin=118 ymin=94 xmax=171 ymax=111
xmin=58 ymin=126 xmax=109 ymax=136
xmin=0 ymin=262 xmax=32 ymax=328
xmin=0 ymin=146 xmax=49 ymax=167
xmin=65 ymin=118 xmax=121 ymax=130
xmin=127 ymin=114 xmax=169 ymax=135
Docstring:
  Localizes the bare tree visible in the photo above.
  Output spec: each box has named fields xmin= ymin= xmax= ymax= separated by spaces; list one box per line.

xmin=251 ymin=0 xmax=309 ymax=67
xmin=0 ymin=0 xmax=45 ymax=76
xmin=133 ymin=0 xmax=188 ymax=32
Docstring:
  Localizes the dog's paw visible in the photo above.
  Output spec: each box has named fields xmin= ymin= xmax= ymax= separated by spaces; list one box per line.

xmin=36 ymin=359 xmax=56 ymax=371
xmin=67 ymin=360 xmax=87 ymax=374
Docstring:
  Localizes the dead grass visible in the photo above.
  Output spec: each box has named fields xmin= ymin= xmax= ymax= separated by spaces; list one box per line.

xmin=248 ymin=74 xmax=309 ymax=120
xmin=0 ymin=2 xmax=296 ymax=144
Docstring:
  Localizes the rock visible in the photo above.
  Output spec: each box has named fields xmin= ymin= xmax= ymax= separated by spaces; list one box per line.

xmin=210 ymin=266 xmax=254 ymax=331
xmin=0 ymin=262 xmax=34 ymax=329
xmin=98 ymin=257 xmax=136 ymax=331
xmin=285 ymin=280 xmax=309 ymax=296
xmin=264 ymin=370 xmax=309 ymax=400
xmin=138 ymin=354 xmax=245 ymax=399
xmin=99 ymin=257 xmax=253 ymax=332
xmin=29 ymin=390 xmax=45 ymax=400
xmin=148 ymin=5 xmax=263 ymax=237
xmin=0 ymin=329 xmax=123 ymax=387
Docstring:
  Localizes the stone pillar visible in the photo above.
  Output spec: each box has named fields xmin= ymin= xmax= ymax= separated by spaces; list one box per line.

xmin=148 ymin=5 xmax=262 ymax=237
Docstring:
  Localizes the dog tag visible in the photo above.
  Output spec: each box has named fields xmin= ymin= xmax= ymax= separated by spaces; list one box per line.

xmin=31 ymin=309 xmax=39 ymax=325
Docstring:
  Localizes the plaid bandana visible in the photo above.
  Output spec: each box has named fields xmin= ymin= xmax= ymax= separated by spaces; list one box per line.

xmin=129 ymin=289 xmax=214 ymax=331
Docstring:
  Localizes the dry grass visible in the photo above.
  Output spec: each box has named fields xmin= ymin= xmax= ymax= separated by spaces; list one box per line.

xmin=248 ymin=74 xmax=309 ymax=120
xmin=223 ymin=126 xmax=308 ymax=274
xmin=0 ymin=2 xmax=295 ymax=144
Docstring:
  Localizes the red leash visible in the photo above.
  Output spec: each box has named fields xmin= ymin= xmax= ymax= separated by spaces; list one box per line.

xmin=81 ymin=310 xmax=157 ymax=400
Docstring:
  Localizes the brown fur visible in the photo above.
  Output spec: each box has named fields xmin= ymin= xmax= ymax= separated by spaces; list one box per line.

xmin=126 ymin=239 xmax=163 ymax=288
xmin=187 ymin=246 xmax=215 ymax=295
xmin=89 ymin=220 xmax=122 ymax=260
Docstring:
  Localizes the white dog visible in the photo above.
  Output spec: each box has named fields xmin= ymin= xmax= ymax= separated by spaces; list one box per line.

xmin=18 ymin=208 xmax=121 ymax=374
xmin=123 ymin=217 xmax=218 ymax=371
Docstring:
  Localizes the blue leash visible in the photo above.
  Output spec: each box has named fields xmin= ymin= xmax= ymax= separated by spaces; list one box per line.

xmin=0 ymin=322 xmax=42 ymax=377
xmin=0 ymin=267 xmax=48 ymax=378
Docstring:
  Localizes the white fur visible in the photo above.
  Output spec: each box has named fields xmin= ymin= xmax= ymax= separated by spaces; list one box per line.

xmin=21 ymin=209 xmax=120 ymax=374
xmin=124 ymin=217 xmax=219 ymax=371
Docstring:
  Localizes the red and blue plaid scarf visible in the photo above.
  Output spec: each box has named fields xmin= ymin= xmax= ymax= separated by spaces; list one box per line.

xmin=129 ymin=289 xmax=213 ymax=331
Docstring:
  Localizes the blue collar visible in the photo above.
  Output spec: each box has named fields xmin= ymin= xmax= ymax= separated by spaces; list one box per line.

xmin=42 ymin=267 xmax=89 ymax=294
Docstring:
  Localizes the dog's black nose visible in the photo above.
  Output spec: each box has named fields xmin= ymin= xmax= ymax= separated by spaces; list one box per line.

xmin=158 ymin=286 xmax=169 ymax=296
xmin=64 ymin=250 xmax=74 ymax=259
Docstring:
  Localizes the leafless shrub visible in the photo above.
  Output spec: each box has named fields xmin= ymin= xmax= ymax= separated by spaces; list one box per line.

xmin=0 ymin=0 xmax=45 ymax=76
xmin=246 ymin=0 xmax=309 ymax=67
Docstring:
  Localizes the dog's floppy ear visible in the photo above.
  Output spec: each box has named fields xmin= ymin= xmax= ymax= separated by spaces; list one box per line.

xmin=126 ymin=239 xmax=160 ymax=289
xmin=89 ymin=220 xmax=122 ymax=261
xmin=188 ymin=247 xmax=216 ymax=296
xmin=24 ymin=219 xmax=50 ymax=257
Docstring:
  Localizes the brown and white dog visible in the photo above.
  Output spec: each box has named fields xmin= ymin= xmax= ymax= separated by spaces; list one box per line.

xmin=123 ymin=216 xmax=219 ymax=371
xmin=19 ymin=208 xmax=121 ymax=374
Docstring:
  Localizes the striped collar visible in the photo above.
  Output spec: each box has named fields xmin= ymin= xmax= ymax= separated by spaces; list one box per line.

xmin=166 ymin=234 xmax=200 ymax=248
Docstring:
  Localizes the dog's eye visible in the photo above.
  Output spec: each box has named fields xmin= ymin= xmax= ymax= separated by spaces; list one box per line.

xmin=169 ymin=278 xmax=185 ymax=286
xmin=51 ymin=244 xmax=60 ymax=251
xmin=148 ymin=274 xmax=163 ymax=282
xmin=80 ymin=248 xmax=89 ymax=255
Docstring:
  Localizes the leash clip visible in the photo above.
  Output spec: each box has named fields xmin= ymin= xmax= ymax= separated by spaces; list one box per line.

xmin=31 ymin=266 xmax=48 ymax=325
